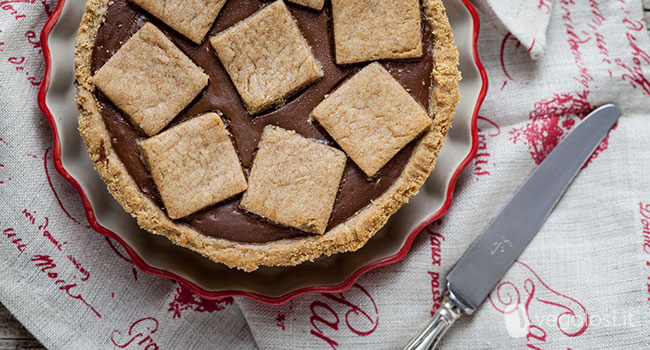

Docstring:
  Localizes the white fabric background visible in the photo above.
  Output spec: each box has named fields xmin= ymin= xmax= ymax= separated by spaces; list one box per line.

xmin=472 ymin=0 xmax=554 ymax=59
xmin=1 ymin=0 xmax=649 ymax=349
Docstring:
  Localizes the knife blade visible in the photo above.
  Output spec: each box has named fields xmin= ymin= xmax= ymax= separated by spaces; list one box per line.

xmin=404 ymin=104 xmax=621 ymax=350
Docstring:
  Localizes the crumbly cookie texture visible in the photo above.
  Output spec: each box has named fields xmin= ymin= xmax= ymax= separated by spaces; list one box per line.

xmin=241 ymin=126 xmax=346 ymax=235
xmin=312 ymin=62 xmax=432 ymax=177
xmin=139 ymin=113 xmax=247 ymax=219
xmin=93 ymin=23 xmax=208 ymax=136
xmin=75 ymin=0 xmax=461 ymax=271
xmin=127 ymin=0 xmax=228 ymax=44
xmin=287 ymin=0 xmax=324 ymax=10
xmin=331 ymin=0 xmax=423 ymax=64
xmin=210 ymin=0 xmax=323 ymax=114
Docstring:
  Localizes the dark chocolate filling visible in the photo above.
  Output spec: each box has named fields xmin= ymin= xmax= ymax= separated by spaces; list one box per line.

xmin=91 ymin=0 xmax=435 ymax=243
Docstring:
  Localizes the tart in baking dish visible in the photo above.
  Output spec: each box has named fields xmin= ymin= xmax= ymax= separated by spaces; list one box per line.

xmin=74 ymin=0 xmax=460 ymax=271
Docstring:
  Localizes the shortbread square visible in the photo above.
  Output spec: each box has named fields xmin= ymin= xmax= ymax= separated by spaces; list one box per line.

xmin=210 ymin=0 xmax=323 ymax=114
xmin=312 ymin=62 xmax=431 ymax=177
xmin=139 ymin=113 xmax=247 ymax=219
xmin=94 ymin=23 xmax=209 ymax=136
xmin=331 ymin=0 xmax=423 ymax=64
xmin=128 ymin=0 xmax=228 ymax=44
xmin=287 ymin=0 xmax=325 ymax=10
xmin=241 ymin=126 xmax=346 ymax=234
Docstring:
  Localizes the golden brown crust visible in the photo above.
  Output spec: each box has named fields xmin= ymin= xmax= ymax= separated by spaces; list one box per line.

xmin=74 ymin=0 xmax=461 ymax=271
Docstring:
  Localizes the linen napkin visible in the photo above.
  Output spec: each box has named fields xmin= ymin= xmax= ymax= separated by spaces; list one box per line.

xmin=472 ymin=0 xmax=554 ymax=59
xmin=1 ymin=0 xmax=650 ymax=349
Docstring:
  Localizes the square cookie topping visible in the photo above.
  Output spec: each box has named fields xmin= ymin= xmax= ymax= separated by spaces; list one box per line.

xmin=331 ymin=0 xmax=423 ymax=64
xmin=139 ymin=113 xmax=247 ymax=219
xmin=287 ymin=0 xmax=325 ymax=10
xmin=241 ymin=126 xmax=346 ymax=234
xmin=210 ymin=0 xmax=323 ymax=114
xmin=312 ymin=62 xmax=431 ymax=177
xmin=127 ymin=0 xmax=228 ymax=44
xmin=93 ymin=23 xmax=209 ymax=137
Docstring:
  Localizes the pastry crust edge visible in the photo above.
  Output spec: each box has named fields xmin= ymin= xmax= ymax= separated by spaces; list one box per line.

xmin=74 ymin=0 xmax=461 ymax=272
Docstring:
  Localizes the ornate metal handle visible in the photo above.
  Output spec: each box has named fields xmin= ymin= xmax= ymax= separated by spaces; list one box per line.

xmin=403 ymin=296 xmax=463 ymax=350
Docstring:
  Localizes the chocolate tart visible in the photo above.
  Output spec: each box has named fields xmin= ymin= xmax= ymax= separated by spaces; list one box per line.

xmin=74 ymin=0 xmax=460 ymax=271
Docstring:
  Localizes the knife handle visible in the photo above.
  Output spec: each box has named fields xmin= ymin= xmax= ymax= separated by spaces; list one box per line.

xmin=403 ymin=296 xmax=463 ymax=350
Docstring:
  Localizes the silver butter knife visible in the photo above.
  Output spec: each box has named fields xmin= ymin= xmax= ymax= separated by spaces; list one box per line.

xmin=404 ymin=104 xmax=621 ymax=350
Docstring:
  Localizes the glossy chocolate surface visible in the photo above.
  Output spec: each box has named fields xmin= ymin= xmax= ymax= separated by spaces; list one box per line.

xmin=91 ymin=0 xmax=435 ymax=243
